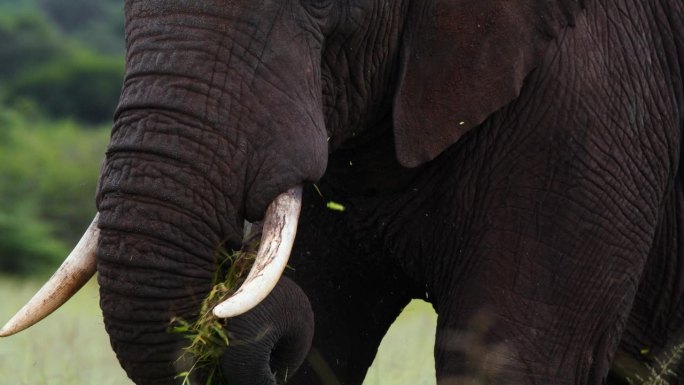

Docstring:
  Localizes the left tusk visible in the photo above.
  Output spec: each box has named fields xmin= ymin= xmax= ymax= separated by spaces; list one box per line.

xmin=0 ymin=214 xmax=99 ymax=337
xmin=213 ymin=186 xmax=302 ymax=318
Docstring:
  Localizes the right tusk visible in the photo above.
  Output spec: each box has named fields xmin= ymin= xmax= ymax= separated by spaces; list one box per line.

xmin=213 ymin=186 xmax=302 ymax=318
xmin=0 ymin=214 xmax=99 ymax=337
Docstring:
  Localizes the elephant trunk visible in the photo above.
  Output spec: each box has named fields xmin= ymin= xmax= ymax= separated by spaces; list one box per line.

xmin=91 ymin=3 xmax=328 ymax=382
xmin=95 ymin=110 xmax=315 ymax=383
xmin=95 ymin=111 xmax=243 ymax=383
xmin=97 ymin=202 xmax=220 ymax=383
xmin=96 ymin=196 xmax=314 ymax=384
xmin=221 ymin=276 xmax=314 ymax=385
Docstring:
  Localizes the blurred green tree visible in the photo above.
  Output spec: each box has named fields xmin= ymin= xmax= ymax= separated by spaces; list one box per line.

xmin=0 ymin=211 xmax=66 ymax=274
xmin=6 ymin=53 xmax=124 ymax=124
xmin=0 ymin=12 xmax=69 ymax=82
xmin=0 ymin=0 xmax=121 ymax=275
xmin=0 ymin=109 xmax=109 ymax=275
xmin=0 ymin=6 xmax=124 ymax=124
xmin=37 ymin=0 xmax=124 ymax=54
xmin=38 ymin=0 xmax=106 ymax=33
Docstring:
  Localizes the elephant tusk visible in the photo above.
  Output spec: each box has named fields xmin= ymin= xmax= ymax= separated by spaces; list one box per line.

xmin=0 ymin=214 xmax=99 ymax=337
xmin=213 ymin=186 xmax=302 ymax=318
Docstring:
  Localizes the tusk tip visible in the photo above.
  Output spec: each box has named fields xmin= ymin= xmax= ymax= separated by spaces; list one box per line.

xmin=212 ymin=302 xmax=239 ymax=318
xmin=0 ymin=316 xmax=28 ymax=337
xmin=212 ymin=308 xmax=224 ymax=318
xmin=0 ymin=324 xmax=17 ymax=338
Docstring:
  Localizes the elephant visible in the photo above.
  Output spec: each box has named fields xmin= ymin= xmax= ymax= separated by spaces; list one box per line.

xmin=2 ymin=0 xmax=684 ymax=384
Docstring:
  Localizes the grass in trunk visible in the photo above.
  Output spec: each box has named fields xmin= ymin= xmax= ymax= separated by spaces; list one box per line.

xmin=170 ymin=238 xmax=258 ymax=385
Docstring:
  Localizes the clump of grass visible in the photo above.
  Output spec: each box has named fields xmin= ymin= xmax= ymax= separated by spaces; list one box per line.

xmin=626 ymin=341 xmax=684 ymax=385
xmin=170 ymin=234 xmax=260 ymax=385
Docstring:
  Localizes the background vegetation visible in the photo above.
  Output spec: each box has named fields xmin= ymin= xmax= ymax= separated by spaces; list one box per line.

xmin=0 ymin=0 xmax=119 ymax=275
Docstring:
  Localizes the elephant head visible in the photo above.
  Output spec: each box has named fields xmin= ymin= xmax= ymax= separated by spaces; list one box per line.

xmin=15 ymin=0 xmax=684 ymax=384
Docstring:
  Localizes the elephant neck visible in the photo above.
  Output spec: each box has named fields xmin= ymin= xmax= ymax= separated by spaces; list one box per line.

xmin=323 ymin=118 xmax=422 ymax=196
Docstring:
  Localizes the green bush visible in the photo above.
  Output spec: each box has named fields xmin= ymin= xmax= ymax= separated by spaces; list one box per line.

xmin=0 ymin=109 xmax=110 ymax=275
xmin=38 ymin=0 xmax=107 ymax=33
xmin=0 ymin=211 xmax=66 ymax=274
xmin=0 ymin=12 xmax=70 ymax=82
xmin=0 ymin=0 xmax=35 ymax=14
xmin=0 ymin=8 xmax=125 ymax=124
xmin=37 ymin=0 xmax=124 ymax=54
xmin=6 ymin=53 xmax=124 ymax=124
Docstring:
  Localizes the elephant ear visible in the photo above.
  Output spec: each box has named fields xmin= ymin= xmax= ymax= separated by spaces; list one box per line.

xmin=393 ymin=0 xmax=585 ymax=167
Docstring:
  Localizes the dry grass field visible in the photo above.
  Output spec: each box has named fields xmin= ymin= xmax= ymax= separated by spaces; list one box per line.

xmin=0 ymin=276 xmax=437 ymax=385
xmin=0 ymin=277 xmax=130 ymax=385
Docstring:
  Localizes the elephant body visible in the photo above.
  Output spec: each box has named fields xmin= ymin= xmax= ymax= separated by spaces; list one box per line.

xmin=290 ymin=1 xmax=684 ymax=383
xmin=83 ymin=0 xmax=684 ymax=384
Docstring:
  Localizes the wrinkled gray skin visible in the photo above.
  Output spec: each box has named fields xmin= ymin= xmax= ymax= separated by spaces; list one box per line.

xmin=94 ymin=0 xmax=684 ymax=384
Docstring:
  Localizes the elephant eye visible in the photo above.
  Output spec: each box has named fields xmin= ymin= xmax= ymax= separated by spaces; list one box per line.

xmin=306 ymin=0 xmax=334 ymax=11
